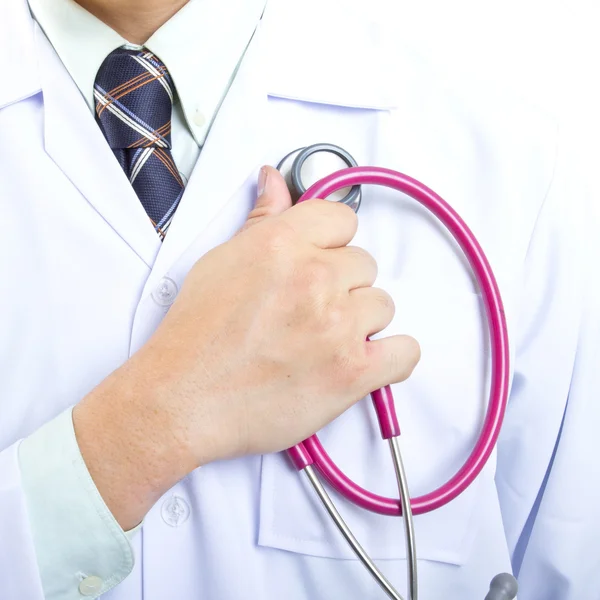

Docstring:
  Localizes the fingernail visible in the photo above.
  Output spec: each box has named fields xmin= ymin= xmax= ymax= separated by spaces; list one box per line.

xmin=257 ymin=167 xmax=268 ymax=197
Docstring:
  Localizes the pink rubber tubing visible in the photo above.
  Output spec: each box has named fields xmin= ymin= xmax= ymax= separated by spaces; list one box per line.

xmin=286 ymin=166 xmax=510 ymax=516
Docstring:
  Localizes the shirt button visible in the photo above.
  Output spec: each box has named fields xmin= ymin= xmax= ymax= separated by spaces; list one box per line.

xmin=79 ymin=575 xmax=103 ymax=596
xmin=161 ymin=495 xmax=191 ymax=527
xmin=193 ymin=108 xmax=206 ymax=127
xmin=152 ymin=277 xmax=178 ymax=307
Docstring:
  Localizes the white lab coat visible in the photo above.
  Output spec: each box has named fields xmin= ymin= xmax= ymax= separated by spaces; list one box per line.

xmin=1 ymin=0 xmax=599 ymax=599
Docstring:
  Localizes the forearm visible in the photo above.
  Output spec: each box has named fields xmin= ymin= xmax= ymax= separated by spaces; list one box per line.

xmin=72 ymin=350 xmax=198 ymax=531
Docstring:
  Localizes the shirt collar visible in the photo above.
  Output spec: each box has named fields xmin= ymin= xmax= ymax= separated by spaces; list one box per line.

xmin=27 ymin=0 xmax=266 ymax=145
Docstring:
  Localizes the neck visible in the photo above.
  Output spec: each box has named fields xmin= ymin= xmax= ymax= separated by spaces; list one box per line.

xmin=75 ymin=0 xmax=190 ymax=44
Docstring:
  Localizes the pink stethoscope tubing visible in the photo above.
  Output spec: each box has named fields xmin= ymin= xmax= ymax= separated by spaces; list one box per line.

xmin=286 ymin=166 xmax=510 ymax=516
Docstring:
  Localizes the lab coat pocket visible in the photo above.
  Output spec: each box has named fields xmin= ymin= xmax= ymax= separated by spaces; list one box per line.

xmin=258 ymin=276 xmax=492 ymax=565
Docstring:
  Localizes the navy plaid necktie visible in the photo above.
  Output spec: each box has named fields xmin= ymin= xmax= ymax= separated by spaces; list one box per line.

xmin=94 ymin=48 xmax=184 ymax=239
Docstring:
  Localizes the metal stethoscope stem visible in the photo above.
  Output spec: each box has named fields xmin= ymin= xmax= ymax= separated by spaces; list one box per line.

xmin=302 ymin=436 xmax=418 ymax=600
xmin=303 ymin=465 xmax=406 ymax=600
xmin=389 ymin=437 xmax=418 ymax=600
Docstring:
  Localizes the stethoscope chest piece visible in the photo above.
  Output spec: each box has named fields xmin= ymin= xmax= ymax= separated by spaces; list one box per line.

xmin=277 ymin=143 xmax=362 ymax=212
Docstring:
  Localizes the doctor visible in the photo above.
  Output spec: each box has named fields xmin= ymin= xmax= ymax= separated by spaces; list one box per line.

xmin=1 ymin=0 xmax=599 ymax=599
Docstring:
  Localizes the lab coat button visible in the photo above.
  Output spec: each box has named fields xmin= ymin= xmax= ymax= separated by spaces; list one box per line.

xmin=152 ymin=277 xmax=178 ymax=307
xmin=78 ymin=575 xmax=103 ymax=596
xmin=161 ymin=495 xmax=190 ymax=527
xmin=193 ymin=108 xmax=206 ymax=127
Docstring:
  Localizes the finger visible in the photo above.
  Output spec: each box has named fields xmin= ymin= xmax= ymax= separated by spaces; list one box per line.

xmin=326 ymin=246 xmax=378 ymax=290
xmin=366 ymin=335 xmax=421 ymax=387
xmin=280 ymin=199 xmax=358 ymax=249
xmin=348 ymin=287 xmax=395 ymax=337
xmin=239 ymin=166 xmax=293 ymax=233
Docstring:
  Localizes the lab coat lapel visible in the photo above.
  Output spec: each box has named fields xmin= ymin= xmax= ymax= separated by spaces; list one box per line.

xmin=144 ymin=26 xmax=270 ymax=292
xmin=35 ymin=25 xmax=161 ymax=266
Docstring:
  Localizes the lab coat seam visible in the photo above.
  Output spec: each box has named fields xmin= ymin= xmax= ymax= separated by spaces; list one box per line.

xmin=0 ymin=88 xmax=43 ymax=112
xmin=264 ymin=92 xmax=396 ymax=112
xmin=520 ymin=122 xmax=560 ymax=265
xmin=505 ymin=121 xmax=560 ymax=395
xmin=261 ymin=529 xmax=464 ymax=564
xmin=510 ymin=398 xmax=569 ymax=578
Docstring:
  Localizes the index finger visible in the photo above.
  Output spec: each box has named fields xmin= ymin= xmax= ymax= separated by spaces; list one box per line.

xmin=279 ymin=199 xmax=359 ymax=249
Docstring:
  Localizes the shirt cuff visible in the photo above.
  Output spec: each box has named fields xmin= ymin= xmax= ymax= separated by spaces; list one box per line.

xmin=18 ymin=408 xmax=137 ymax=600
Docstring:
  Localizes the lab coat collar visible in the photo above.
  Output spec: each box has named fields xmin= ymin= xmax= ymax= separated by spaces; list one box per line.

xmin=0 ymin=0 xmax=397 ymax=114
xmin=261 ymin=0 xmax=399 ymax=111
xmin=0 ymin=0 xmax=41 ymax=109
xmin=3 ymin=0 xmax=397 ymax=281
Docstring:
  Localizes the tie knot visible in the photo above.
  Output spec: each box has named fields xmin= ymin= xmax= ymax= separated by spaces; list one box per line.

xmin=94 ymin=48 xmax=175 ymax=150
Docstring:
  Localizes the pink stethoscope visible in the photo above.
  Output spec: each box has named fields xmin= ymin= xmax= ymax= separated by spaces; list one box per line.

xmin=276 ymin=145 xmax=516 ymax=600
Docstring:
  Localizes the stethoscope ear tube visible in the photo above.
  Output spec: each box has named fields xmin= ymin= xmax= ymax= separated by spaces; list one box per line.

xmin=289 ymin=166 xmax=510 ymax=516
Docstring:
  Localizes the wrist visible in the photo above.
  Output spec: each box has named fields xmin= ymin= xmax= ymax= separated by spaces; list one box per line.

xmin=73 ymin=359 xmax=194 ymax=531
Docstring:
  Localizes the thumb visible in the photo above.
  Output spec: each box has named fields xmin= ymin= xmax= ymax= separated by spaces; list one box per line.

xmin=240 ymin=166 xmax=293 ymax=233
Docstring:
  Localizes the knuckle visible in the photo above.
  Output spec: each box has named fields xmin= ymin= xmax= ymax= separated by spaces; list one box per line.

xmin=305 ymin=199 xmax=357 ymax=225
xmin=350 ymin=245 xmax=377 ymax=265
xmin=373 ymin=288 xmax=395 ymax=312
xmin=363 ymin=248 xmax=378 ymax=273
xmin=298 ymin=258 xmax=334 ymax=293
xmin=260 ymin=219 xmax=295 ymax=254
xmin=296 ymin=198 xmax=330 ymax=217
xmin=248 ymin=204 xmax=276 ymax=221
xmin=346 ymin=246 xmax=378 ymax=284
xmin=330 ymin=343 xmax=362 ymax=383
xmin=322 ymin=302 xmax=345 ymax=330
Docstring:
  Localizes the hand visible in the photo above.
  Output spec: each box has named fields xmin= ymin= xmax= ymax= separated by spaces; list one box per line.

xmin=74 ymin=167 xmax=420 ymax=529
